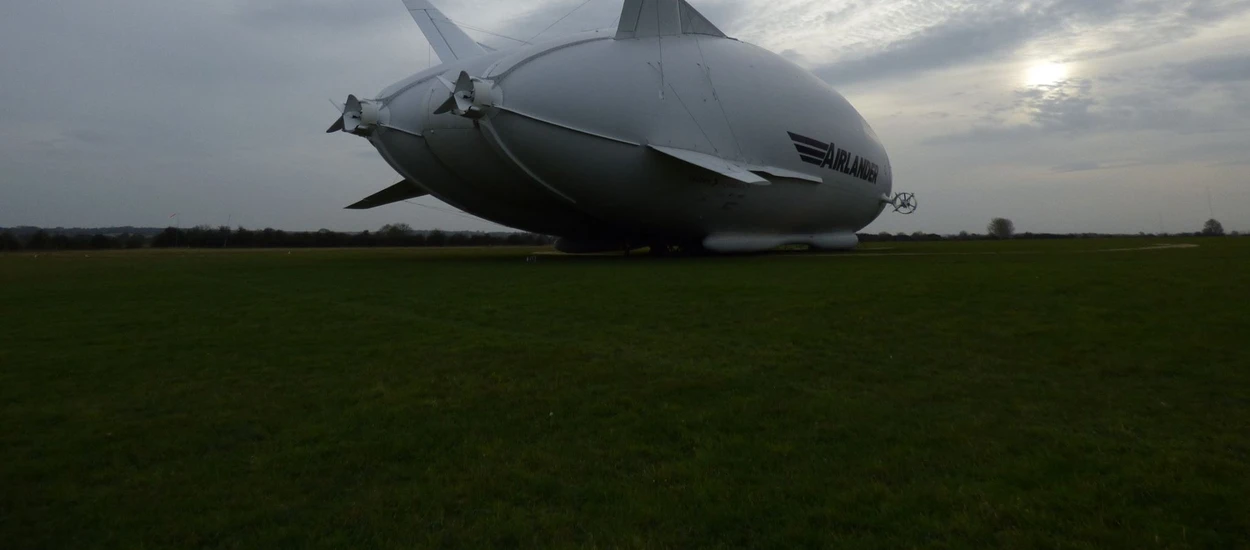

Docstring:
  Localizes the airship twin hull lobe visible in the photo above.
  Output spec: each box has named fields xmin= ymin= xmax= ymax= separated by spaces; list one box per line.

xmin=346 ymin=0 xmax=895 ymax=253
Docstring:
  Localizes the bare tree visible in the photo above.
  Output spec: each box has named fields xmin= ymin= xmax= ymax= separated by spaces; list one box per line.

xmin=379 ymin=223 xmax=413 ymax=236
xmin=1201 ymin=219 xmax=1225 ymax=236
xmin=987 ymin=218 xmax=1015 ymax=239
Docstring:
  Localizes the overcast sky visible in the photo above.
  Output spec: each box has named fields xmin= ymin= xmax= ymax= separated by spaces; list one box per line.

xmin=2 ymin=0 xmax=1248 ymax=234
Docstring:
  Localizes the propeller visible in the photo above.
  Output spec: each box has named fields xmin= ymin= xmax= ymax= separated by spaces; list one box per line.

xmin=433 ymin=71 xmax=493 ymax=119
xmin=884 ymin=192 xmax=918 ymax=215
xmin=326 ymin=94 xmax=380 ymax=135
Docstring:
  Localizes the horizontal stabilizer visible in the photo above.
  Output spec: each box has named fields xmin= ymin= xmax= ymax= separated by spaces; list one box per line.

xmin=402 ymin=0 xmax=486 ymax=62
xmin=649 ymin=145 xmax=821 ymax=185
xmin=749 ymin=166 xmax=823 ymax=184
xmin=345 ymin=180 xmax=429 ymax=209
xmin=649 ymin=145 xmax=767 ymax=185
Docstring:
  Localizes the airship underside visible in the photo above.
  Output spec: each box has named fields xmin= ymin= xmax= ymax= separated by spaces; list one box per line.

xmin=330 ymin=0 xmax=915 ymax=253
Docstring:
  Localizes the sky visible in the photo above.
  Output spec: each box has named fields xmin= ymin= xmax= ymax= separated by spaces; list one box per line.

xmin=1 ymin=0 xmax=1248 ymax=235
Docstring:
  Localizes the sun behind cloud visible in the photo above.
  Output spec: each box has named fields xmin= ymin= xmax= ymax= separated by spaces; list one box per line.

xmin=1026 ymin=62 xmax=1069 ymax=87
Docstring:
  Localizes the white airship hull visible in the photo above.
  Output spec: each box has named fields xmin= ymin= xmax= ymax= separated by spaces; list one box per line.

xmin=339 ymin=1 xmax=898 ymax=253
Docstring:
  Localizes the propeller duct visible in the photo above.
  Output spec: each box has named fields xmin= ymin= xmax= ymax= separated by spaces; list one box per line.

xmin=433 ymin=71 xmax=494 ymax=119
xmin=326 ymin=94 xmax=381 ymax=135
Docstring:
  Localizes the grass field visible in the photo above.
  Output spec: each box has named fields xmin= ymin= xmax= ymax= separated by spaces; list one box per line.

xmin=3 ymin=238 xmax=1249 ymax=548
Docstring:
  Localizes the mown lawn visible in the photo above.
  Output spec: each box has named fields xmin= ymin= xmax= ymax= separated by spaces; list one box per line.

xmin=2 ymin=239 xmax=1248 ymax=548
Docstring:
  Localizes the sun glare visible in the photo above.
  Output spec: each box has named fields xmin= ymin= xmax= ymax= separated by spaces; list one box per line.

xmin=1025 ymin=62 xmax=1068 ymax=87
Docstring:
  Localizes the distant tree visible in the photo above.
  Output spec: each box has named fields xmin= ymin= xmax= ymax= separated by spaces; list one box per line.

xmin=313 ymin=228 xmax=338 ymax=248
xmin=380 ymin=223 xmax=412 ymax=235
xmin=957 ymin=231 xmax=970 ymax=240
xmin=50 ymin=234 xmax=71 ymax=249
xmin=13 ymin=224 xmax=552 ymax=250
xmin=379 ymin=223 xmax=413 ymax=245
xmin=1232 ymin=231 xmax=1241 ymax=237
xmin=151 ymin=227 xmax=183 ymax=248
xmin=26 ymin=230 xmax=51 ymax=250
xmin=233 ymin=227 xmax=254 ymax=247
xmin=987 ymin=218 xmax=1015 ymax=239
xmin=0 ymin=231 xmax=20 ymax=251
xmin=426 ymin=229 xmax=447 ymax=247
xmin=122 ymin=233 xmax=147 ymax=249
xmin=260 ymin=228 xmax=278 ymax=247
xmin=1201 ymin=219 xmax=1225 ymax=237
xmin=89 ymin=234 xmax=114 ymax=249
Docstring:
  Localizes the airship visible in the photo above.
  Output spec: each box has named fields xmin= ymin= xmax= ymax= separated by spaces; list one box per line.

xmin=328 ymin=0 xmax=916 ymax=254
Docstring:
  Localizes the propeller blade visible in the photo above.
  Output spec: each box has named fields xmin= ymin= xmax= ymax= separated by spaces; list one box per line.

xmin=454 ymin=71 xmax=474 ymax=94
xmin=433 ymin=95 xmax=458 ymax=115
xmin=327 ymin=94 xmax=378 ymax=135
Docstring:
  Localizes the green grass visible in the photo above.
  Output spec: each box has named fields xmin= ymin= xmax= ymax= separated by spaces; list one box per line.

xmin=2 ymin=239 xmax=1248 ymax=548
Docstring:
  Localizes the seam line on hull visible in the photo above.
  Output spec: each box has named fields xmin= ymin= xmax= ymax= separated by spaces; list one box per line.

xmin=380 ymin=74 xmax=440 ymax=105
xmin=664 ymin=82 xmax=717 ymax=155
xmin=490 ymin=37 xmax=612 ymax=82
xmin=493 ymin=106 xmax=641 ymax=146
xmin=479 ymin=119 xmax=579 ymax=204
xmin=694 ymin=34 xmax=743 ymax=159
xmin=378 ymin=124 xmax=423 ymax=138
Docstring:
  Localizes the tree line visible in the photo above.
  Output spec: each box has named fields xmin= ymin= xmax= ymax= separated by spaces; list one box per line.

xmin=862 ymin=217 xmax=1233 ymax=241
xmin=0 ymin=224 xmax=555 ymax=251
xmin=0 ymin=218 xmax=1236 ymax=252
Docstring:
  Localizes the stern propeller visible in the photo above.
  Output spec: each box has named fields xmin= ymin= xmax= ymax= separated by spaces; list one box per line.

xmin=434 ymin=71 xmax=493 ymax=119
xmin=326 ymin=94 xmax=380 ymax=135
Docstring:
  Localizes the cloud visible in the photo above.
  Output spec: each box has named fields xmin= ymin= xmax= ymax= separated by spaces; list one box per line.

xmin=234 ymin=0 xmax=398 ymax=30
xmin=816 ymin=4 xmax=1044 ymax=85
xmin=928 ymin=51 xmax=1250 ymax=145
xmin=1 ymin=0 xmax=1249 ymax=234
xmin=809 ymin=0 xmax=1250 ymax=86
xmin=1051 ymin=160 xmax=1105 ymax=172
xmin=1183 ymin=53 xmax=1250 ymax=82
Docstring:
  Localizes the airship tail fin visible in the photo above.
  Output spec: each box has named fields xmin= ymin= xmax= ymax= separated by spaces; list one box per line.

xmin=616 ymin=0 xmax=727 ymax=40
xmin=649 ymin=145 xmax=823 ymax=186
xmin=345 ymin=180 xmax=430 ymax=210
xmin=402 ymin=0 xmax=487 ymax=63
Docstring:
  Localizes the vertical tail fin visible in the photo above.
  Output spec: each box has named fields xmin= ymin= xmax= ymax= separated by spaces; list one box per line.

xmin=615 ymin=0 xmax=727 ymax=39
xmin=402 ymin=0 xmax=486 ymax=62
